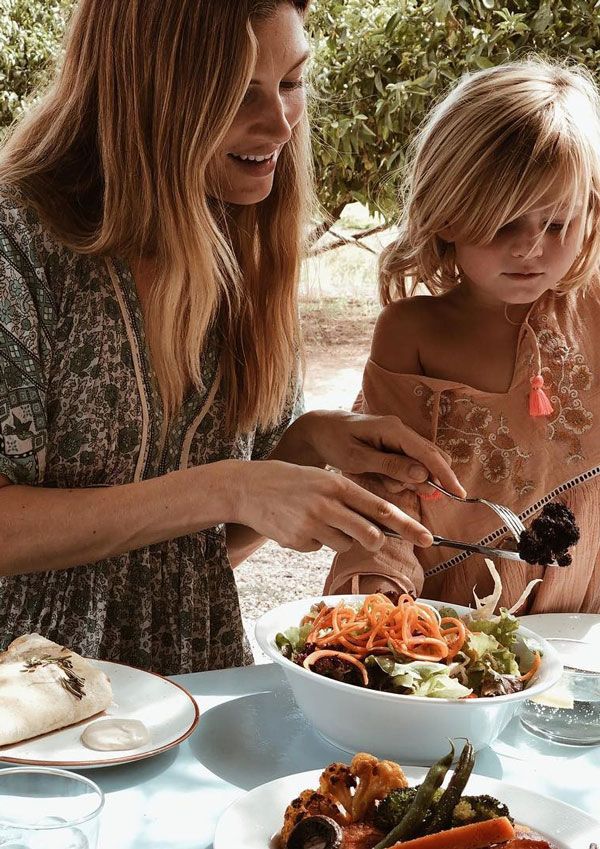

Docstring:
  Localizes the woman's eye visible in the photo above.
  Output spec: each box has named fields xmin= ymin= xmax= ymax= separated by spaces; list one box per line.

xmin=547 ymin=222 xmax=566 ymax=233
xmin=280 ymin=79 xmax=305 ymax=92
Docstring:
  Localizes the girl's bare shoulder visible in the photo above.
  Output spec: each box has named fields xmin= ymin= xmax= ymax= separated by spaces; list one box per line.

xmin=371 ymin=295 xmax=440 ymax=374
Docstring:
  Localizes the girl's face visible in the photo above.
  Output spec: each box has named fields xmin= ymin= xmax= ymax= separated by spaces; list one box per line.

xmin=211 ymin=4 xmax=309 ymax=205
xmin=448 ymin=201 xmax=584 ymax=306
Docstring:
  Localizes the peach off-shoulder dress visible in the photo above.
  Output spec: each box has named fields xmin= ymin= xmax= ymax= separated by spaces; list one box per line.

xmin=325 ymin=290 xmax=600 ymax=613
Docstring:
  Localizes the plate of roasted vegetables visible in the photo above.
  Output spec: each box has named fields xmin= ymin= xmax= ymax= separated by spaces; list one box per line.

xmin=214 ymin=741 xmax=599 ymax=849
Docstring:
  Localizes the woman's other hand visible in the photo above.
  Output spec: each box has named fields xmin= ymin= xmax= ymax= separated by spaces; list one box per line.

xmin=278 ymin=410 xmax=466 ymax=498
xmin=230 ymin=459 xmax=433 ymax=554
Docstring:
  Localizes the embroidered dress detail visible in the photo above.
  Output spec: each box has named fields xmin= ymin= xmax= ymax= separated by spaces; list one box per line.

xmin=326 ymin=288 xmax=600 ymax=614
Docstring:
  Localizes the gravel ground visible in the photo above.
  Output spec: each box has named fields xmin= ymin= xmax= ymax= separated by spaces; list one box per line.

xmin=235 ymin=541 xmax=332 ymax=662
xmin=235 ymin=540 xmax=332 ymax=621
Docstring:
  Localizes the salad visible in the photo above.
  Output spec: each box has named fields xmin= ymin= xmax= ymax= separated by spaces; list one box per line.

xmin=276 ymin=561 xmax=542 ymax=699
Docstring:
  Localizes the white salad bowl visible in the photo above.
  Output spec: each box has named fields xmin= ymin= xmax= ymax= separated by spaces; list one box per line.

xmin=255 ymin=595 xmax=563 ymax=765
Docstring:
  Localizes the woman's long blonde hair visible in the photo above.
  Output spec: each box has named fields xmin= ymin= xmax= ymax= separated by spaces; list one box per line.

xmin=381 ymin=59 xmax=600 ymax=303
xmin=0 ymin=0 xmax=313 ymax=430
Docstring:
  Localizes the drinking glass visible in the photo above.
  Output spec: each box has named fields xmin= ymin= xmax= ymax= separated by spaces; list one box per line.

xmin=0 ymin=767 xmax=104 ymax=849
xmin=520 ymin=638 xmax=600 ymax=746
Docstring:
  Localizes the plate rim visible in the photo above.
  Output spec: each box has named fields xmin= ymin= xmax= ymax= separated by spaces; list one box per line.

xmin=214 ymin=766 xmax=600 ymax=849
xmin=0 ymin=659 xmax=200 ymax=769
xmin=518 ymin=612 xmax=600 ymax=640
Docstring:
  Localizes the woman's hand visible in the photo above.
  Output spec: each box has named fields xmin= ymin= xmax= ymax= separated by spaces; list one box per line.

xmin=230 ymin=459 xmax=434 ymax=554
xmin=276 ymin=410 xmax=466 ymax=497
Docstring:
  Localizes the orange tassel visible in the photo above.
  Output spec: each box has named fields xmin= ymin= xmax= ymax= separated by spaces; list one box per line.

xmin=529 ymin=375 xmax=553 ymax=417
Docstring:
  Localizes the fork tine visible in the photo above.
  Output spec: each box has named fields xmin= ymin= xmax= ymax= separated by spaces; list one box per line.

xmin=480 ymin=500 xmax=519 ymax=540
xmin=491 ymin=501 xmax=526 ymax=532
xmin=498 ymin=506 xmax=526 ymax=537
xmin=480 ymin=500 xmax=524 ymax=542
xmin=498 ymin=503 xmax=526 ymax=532
xmin=493 ymin=505 xmax=523 ymax=539
xmin=429 ymin=481 xmax=527 ymax=538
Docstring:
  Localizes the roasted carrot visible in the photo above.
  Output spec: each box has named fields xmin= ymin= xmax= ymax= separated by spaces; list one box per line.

xmin=386 ymin=816 xmax=515 ymax=849
xmin=519 ymin=651 xmax=541 ymax=682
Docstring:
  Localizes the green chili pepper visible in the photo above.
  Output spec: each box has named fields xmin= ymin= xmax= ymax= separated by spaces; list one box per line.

xmin=422 ymin=740 xmax=475 ymax=834
xmin=373 ymin=741 xmax=456 ymax=849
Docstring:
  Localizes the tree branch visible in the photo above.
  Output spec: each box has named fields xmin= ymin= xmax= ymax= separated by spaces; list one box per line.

xmin=308 ymin=222 xmax=393 ymax=257
xmin=308 ymin=202 xmax=348 ymax=247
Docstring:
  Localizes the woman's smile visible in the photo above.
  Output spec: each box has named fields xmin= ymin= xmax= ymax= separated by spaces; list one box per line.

xmin=227 ymin=149 xmax=279 ymax=177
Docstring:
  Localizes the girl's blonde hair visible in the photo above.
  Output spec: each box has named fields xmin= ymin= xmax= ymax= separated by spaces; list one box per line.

xmin=0 ymin=0 xmax=313 ymax=430
xmin=381 ymin=59 xmax=600 ymax=303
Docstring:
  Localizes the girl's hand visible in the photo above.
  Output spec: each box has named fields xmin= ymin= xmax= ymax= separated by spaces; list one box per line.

xmin=230 ymin=459 xmax=434 ymax=553
xmin=281 ymin=410 xmax=466 ymax=497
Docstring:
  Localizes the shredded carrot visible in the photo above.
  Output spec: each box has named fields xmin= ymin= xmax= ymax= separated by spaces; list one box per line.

xmin=304 ymin=595 xmax=467 ymax=663
xmin=387 ymin=816 xmax=515 ymax=849
xmin=302 ymin=650 xmax=369 ymax=686
xmin=519 ymin=650 xmax=541 ymax=682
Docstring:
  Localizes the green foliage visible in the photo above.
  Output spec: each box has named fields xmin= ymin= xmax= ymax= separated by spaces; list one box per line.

xmin=307 ymin=0 xmax=600 ymax=221
xmin=0 ymin=0 xmax=72 ymax=130
xmin=1 ymin=0 xmax=600 ymax=227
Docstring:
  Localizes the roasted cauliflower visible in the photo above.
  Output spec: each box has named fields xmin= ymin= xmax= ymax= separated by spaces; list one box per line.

xmin=281 ymin=754 xmax=408 ymax=845
xmin=349 ymin=753 xmax=408 ymax=822
xmin=318 ymin=762 xmax=357 ymax=816
xmin=281 ymin=789 xmax=349 ymax=845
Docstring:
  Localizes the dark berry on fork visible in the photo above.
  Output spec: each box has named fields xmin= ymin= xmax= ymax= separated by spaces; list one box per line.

xmin=517 ymin=502 xmax=580 ymax=567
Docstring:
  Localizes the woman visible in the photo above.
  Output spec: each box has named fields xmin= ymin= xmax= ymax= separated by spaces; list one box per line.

xmin=0 ymin=0 xmax=460 ymax=674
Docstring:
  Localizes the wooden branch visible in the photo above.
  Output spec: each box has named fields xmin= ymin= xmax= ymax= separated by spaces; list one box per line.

xmin=308 ymin=202 xmax=349 ymax=247
xmin=308 ymin=222 xmax=393 ymax=257
xmin=310 ymin=229 xmax=378 ymax=256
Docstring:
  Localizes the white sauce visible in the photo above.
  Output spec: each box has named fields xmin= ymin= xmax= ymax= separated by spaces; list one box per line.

xmin=81 ymin=718 xmax=150 ymax=751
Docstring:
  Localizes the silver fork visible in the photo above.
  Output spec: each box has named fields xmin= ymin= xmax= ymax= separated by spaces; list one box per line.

xmin=428 ymin=481 xmax=526 ymax=544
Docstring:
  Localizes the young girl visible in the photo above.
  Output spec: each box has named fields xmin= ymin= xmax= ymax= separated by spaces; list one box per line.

xmin=325 ymin=59 xmax=600 ymax=613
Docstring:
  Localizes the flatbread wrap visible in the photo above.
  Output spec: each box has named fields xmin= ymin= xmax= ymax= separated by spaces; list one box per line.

xmin=0 ymin=634 xmax=113 ymax=746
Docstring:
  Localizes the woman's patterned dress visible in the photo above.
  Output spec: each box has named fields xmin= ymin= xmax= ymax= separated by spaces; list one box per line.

xmin=0 ymin=188 xmax=302 ymax=674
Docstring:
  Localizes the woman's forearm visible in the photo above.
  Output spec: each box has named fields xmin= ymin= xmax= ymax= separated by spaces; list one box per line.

xmin=0 ymin=461 xmax=240 ymax=576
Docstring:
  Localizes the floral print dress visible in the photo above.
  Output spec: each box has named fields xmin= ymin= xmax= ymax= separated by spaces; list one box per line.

xmin=0 ymin=187 xmax=302 ymax=674
xmin=327 ymin=289 xmax=600 ymax=613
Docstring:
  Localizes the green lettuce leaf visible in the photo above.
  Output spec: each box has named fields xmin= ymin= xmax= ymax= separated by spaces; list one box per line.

xmin=276 ymin=621 xmax=314 ymax=654
xmin=466 ymin=608 xmax=519 ymax=649
xmin=464 ymin=630 xmax=520 ymax=677
xmin=366 ymin=656 xmax=472 ymax=699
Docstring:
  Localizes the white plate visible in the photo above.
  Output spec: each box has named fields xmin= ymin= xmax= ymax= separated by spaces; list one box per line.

xmin=519 ymin=613 xmax=600 ymax=647
xmin=0 ymin=660 xmax=199 ymax=768
xmin=214 ymin=767 xmax=600 ymax=849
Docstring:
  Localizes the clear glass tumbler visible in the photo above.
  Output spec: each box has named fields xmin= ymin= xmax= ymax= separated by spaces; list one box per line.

xmin=0 ymin=767 xmax=104 ymax=849
xmin=519 ymin=638 xmax=600 ymax=746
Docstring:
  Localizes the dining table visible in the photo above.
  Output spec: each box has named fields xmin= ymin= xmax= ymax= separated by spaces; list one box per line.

xmin=37 ymin=660 xmax=599 ymax=849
